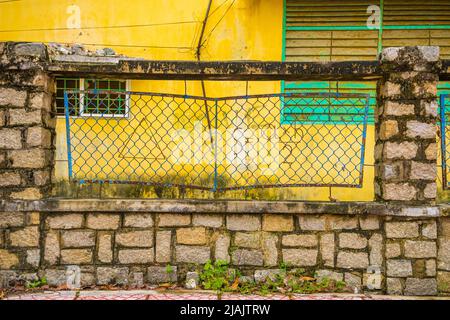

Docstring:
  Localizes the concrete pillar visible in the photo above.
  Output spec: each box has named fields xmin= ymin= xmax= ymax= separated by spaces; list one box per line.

xmin=375 ymin=46 xmax=441 ymax=203
xmin=0 ymin=42 xmax=55 ymax=200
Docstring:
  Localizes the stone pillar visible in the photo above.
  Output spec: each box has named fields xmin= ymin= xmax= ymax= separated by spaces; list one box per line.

xmin=375 ymin=46 xmax=441 ymax=204
xmin=0 ymin=42 xmax=55 ymax=200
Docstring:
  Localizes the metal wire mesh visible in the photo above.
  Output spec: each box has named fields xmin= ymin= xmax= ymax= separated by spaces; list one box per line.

xmin=64 ymin=90 xmax=370 ymax=191
xmin=441 ymin=94 xmax=450 ymax=190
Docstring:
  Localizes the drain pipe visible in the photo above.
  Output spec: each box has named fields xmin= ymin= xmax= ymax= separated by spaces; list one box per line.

xmin=197 ymin=0 xmax=214 ymax=145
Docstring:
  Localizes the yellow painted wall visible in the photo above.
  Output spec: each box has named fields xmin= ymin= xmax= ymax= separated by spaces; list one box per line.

xmin=0 ymin=0 xmax=375 ymax=201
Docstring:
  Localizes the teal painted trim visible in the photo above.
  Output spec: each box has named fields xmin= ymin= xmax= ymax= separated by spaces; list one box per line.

xmin=281 ymin=0 xmax=287 ymax=113
xmin=281 ymin=0 xmax=286 ymax=62
xmin=384 ymin=25 xmax=450 ymax=30
xmin=377 ymin=0 xmax=384 ymax=54
xmin=287 ymin=25 xmax=450 ymax=31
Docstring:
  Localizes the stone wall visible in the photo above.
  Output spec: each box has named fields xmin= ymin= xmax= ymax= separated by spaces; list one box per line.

xmin=375 ymin=46 xmax=440 ymax=203
xmin=1 ymin=42 xmax=449 ymax=296
xmin=0 ymin=42 xmax=55 ymax=200
xmin=0 ymin=209 xmax=448 ymax=295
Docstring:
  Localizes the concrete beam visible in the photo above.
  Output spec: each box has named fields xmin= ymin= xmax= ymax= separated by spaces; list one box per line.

xmin=48 ymin=59 xmax=383 ymax=81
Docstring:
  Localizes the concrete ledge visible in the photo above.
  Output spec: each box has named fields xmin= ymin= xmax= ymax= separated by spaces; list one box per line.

xmin=0 ymin=199 xmax=446 ymax=217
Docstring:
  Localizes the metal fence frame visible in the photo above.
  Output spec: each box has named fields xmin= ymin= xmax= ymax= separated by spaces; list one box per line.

xmin=64 ymin=90 xmax=370 ymax=192
xmin=441 ymin=94 xmax=449 ymax=190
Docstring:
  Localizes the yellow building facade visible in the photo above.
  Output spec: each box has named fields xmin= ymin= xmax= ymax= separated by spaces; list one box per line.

xmin=1 ymin=0 xmax=449 ymax=201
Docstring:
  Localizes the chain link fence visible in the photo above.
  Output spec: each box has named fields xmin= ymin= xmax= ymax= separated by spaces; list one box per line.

xmin=64 ymin=90 xmax=370 ymax=192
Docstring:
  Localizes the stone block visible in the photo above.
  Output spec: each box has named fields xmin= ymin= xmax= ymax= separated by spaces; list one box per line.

xmin=26 ymin=249 xmax=40 ymax=267
xmin=386 ymin=243 xmax=401 ymax=259
xmin=33 ymin=170 xmax=50 ymax=186
xmin=383 ymin=183 xmax=417 ymax=201
xmin=262 ymin=214 xmax=293 ymax=232
xmin=155 ymin=231 xmax=172 ymax=263
xmin=193 ymin=214 xmax=223 ymax=228
xmin=282 ymin=248 xmax=317 ymax=267
xmin=381 ymin=81 xmax=401 ymax=96
xmin=118 ymin=249 xmax=154 ymax=264
xmin=61 ymin=249 xmax=92 ymax=264
xmin=262 ymin=232 xmax=278 ymax=267
xmin=379 ymin=120 xmax=398 ymax=140
xmin=0 ymin=250 xmax=19 ymax=269
xmin=97 ymin=232 xmax=113 ymax=263
xmin=0 ymin=88 xmax=27 ymax=107
xmin=320 ymin=233 xmax=335 ymax=267
xmin=44 ymin=231 xmax=60 ymax=264
xmin=410 ymin=162 xmax=436 ymax=180
xmin=176 ymin=245 xmax=210 ymax=264
xmin=404 ymin=278 xmax=437 ymax=296
xmin=438 ymin=239 xmax=450 ymax=271
xmin=426 ymin=259 xmax=436 ymax=277
xmin=336 ymin=252 xmax=369 ymax=269
xmin=86 ymin=214 xmax=120 ymax=230
xmin=234 ymin=232 xmax=260 ymax=248
xmin=116 ymin=230 xmax=153 ymax=247
xmin=232 ymin=249 xmax=264 ymax=266
xmin=254 ymin=269 xmax=285 ymax=283
xmin=26 ymin=127 xmax=51 ymax=148
xmin=282 ymin=234 xmax=317 ymax=247
xmin=9 ymin=226 xmax=39 ymax=247
xmin=437 ymin=271 xmax=450 ymax=293
xmin=9 ymin=149 xmax=47 ymax=168
xmin=0 ymin=129 xmax=22 ymax=149
xmin=384 ymin=142 xmax=418 ymax=160
xmin=359 ymin=216 xmax=380 ymax=230
xmin=386 ymin=277 xmax=403 ymax=295
xmin=385 ymin=222 xmax=419 ymax=238
xmin=185 ymin=272 xmax=199 ymax=289
xmin=404 ymin=240 xmax=436 ymax=258
xmin=387 ymin=259 xmax=413 ymax=277
xmin=29 ymin=92 xmax=52 ymax=111
xmin=422 ymin=221 xmax=437 ymax=239
xmin=406 ymin=121 xmax=436 ymax=139
xmin=61 ymin=230 xmax=95 ymax=248
xmin=423 ymin=183 xmax=437 ymax=199
xmin=9 ymin=109 xmax=41 ymax=126
xmin=327 ymin=216 xmax=358 ymax=230
xmin=123 ymin=213 xmax=153 ymax=228
xmin=147 ymin=266 xmax=177 ymax=284
xmin=158 ymin=214 xmax=191 ymax=227
xmin=47 ymin=214 xmax=83 ymax=229
xmin=176 ymin=227 xmax=207 ymax=245
xmin=425 ymin=143 xmax=437 ymax=160
xmin=44 ymin=269 xmax=66 ymax=287
xmin=384 ymin=101 xmax=415 ymax=116
xmin=227 ymin=214 xmax=260 ymax=231
xmin=315 ymin=269 xmax=344 ymax=282
xmin=339 ymin=233 xmax=367 ymax=249
xmin=215 ymin=233 xmax=230 ymax=262
xmin=0 ymin=212 xmax=25 ymax=227
xmin=96 ymin=267 xmax=129 ymax=285
xmin=369 ymin=233 xmax=383 ymax=266
xmin=10 ymin=188 xmax=42 ymax=200
xmin=298 ymin=215 xmax=326 ymax=231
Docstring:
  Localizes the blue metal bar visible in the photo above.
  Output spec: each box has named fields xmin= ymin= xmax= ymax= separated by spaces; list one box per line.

xmin=64 ymin=91 xmax=73 ymax=180
xmin=358 ymin=94 xmax=371 ymax=188
xmin=441 ymin=94 xmax=448 ymax=189
xmin=213 ymin=100 xmax=219 ymax=192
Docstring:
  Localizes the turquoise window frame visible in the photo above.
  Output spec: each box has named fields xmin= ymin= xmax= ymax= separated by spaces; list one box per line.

xmin=281 ymin=0 xmax=450 ymax=125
